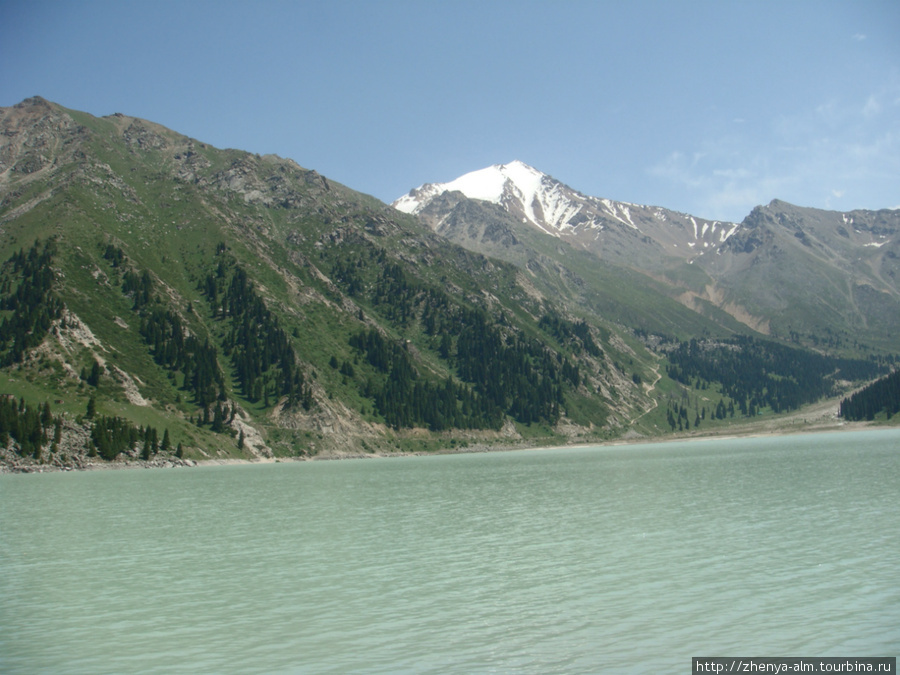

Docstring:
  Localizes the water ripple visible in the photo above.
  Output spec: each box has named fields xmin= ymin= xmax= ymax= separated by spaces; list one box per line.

xmin=2 ymin=429 xmax=899 ymax=673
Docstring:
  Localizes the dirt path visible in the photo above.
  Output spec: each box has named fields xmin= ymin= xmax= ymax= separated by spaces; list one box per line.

xmin=630 ymin=361 xmax=662 ymax=426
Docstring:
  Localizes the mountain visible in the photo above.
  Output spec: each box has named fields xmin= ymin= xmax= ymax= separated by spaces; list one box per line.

xmin=705 ymin=200 xmax=900 ymax=346
xmin=395 ymin=160 xmax=741 ymax=266
xmin=0 ymin=98 xmax=674 ymax=470
xmin=0 ymin=99 xmax=890 ymax=471
xmin=394 ymin=162 xmax=900 ymax=351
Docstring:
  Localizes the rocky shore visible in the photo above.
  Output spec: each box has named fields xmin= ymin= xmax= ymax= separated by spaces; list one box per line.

xmin=3 ymin=407 xmax=893 ymax=475
xmin=0 ymin=446 xmax=200 ymax=474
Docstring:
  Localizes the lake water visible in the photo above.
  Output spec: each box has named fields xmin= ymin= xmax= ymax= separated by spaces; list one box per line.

xmin=2 ymin=429 xmax=898 ymax=673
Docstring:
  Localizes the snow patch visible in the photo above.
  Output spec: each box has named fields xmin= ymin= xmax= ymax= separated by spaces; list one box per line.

xmin=391 ymin=193 xmax=421 ymax=213
xmin=721 ymin=223 xmax=740 ymax=242
xmin=395 ymin=162 xmax=744 ymax=248
xmin=600 ymin=199 xmax=637 ymax=229
xmin=395 ymin=161 xmax=620 ymax=233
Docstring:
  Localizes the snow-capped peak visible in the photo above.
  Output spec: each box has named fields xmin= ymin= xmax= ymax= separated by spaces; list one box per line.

xmin=394 ymin=161 xmax=592 ymax=235
xmin=394 ymin=160 xmax=537 ymax=212
xmin=393 ymin=161 xmax=742 ymax=254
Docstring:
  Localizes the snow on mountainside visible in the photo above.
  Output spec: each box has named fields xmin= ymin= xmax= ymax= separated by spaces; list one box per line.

xmin=393 ymin=161 xmax=741 ymax=259
xmin=394 ymin=160 xmax=604 ymax=235
xmin=398 ymin=160 xmax=900 ymax=348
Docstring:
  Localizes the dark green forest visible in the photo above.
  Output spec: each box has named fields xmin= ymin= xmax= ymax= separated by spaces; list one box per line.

xmin=89 ymin=413 xmax=170 ymax=461
xmin=0 ymin=396 xmax=59 ymax=460
xmin=0 ymin=242 xmax=174 ymax=464
xmin=200 ymin=251 xmax=313 ymax=411
xmin=840 ymin=369 xmax=900 ymax=421
xmin=666 ymin=336 xmax=885 ymax=415
xmin=105 ymin=241 xmax=314 ymax=422
xmin=0 ymin=394 xmax=169 ymax=463
xmin=330 ymin=245 xmax=586 ymax=431
xmin=0 ymin=239 xmax=64 ymax=366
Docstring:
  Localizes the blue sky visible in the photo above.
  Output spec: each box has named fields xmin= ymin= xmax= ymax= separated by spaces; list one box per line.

xmin=2 ymin=0 xmax=898 ymax=222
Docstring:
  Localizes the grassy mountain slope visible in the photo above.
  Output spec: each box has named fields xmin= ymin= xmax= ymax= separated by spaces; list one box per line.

xmin=1 ymin=98 xmax=669 ymax=467
xmin=1 ymin=98 xmax=889 ymax=471
xmin=406 ymin=171 xmax=900 ymax=355
xmin=704 ymin=200 xmax=900 ymax=352
xmin=415 ymin=190 xmax=754 ymax=340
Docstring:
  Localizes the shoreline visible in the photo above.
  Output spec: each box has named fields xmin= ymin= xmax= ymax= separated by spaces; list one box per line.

xmin=3 ymin=417 xmax=895 ymax=475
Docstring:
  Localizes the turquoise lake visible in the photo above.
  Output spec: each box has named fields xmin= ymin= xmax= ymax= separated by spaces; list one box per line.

xmin=2 ymin=429 xmax=898 ymax=673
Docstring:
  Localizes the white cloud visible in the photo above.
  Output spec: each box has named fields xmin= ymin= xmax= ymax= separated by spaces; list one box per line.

xmin=852 ymin=33 xmax=867 ymax=42
xmin=862 ymin=95 xmax=881 ymax=118
xmin=648 ymin=87 xmax=900 ymax=221
xmin=648 ymin=147 xmax=784 ymax=221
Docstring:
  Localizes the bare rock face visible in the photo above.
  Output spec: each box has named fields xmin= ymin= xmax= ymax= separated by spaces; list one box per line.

xmin=395 ymin=162 xmax=900 ymax=343
xmin=0 ymin=97 xmax=83 ymax=185
xmin=394 ymin=160 xmax=743 ymax=270
xmin=122 ymin=120 xmax=169 ymax=151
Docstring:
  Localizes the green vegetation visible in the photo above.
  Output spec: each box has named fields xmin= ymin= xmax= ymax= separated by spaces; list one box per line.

xmin=840 ymin=370 xmax=900 ymax=421
xmin=90 ymin=415 xmax=164 ymax=461
xmin=200 ymin=254 xmax=312 ymax=410
xmin=1 ymin=98 xmax=896 ymax=469
xmin=328 ymin=248 xmax=588 ymax=431
xmin=0 ymin=397 xmax=59 ymax=460
xmin=349 ymin=327 xmax=495 ymax=430
xmin=0 ymin=239 xmax=64 ymax=366
xmin=665 ymin=336 xmax=885 ymax=416
xmin=0 ymin=394 xmax=169 ymax=464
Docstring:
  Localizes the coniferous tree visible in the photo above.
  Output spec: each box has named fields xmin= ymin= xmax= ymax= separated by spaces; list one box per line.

xmin=86 ymin=360 xmax=102 ymax=387
xmin=667 ymin=336 xmax=884 ymax=415
xmin=0 ymin=239 xmax=64 ymax=366
xmin=840 ymin=369 xmax=900 ymax=421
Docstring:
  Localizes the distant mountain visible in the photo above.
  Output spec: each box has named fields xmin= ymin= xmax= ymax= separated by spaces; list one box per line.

xmin=704 ymin=199 xmax=900 ymax=344
xmin=394 ymin=160 xmax=741 ymax=265
xmin=395 ymin=162 xmax=900 ymax=350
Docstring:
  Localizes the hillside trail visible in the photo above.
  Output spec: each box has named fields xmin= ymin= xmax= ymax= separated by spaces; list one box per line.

xmin=629 ymin=361 xmax=662 ymax=426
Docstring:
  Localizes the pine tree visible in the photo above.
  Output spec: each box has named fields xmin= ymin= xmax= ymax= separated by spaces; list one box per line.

xmin=87 ymin=360 xmax=102 ymax=387
xmin=40 ymin=401 xmax=53 ymax=428
xmin=211 ymin=402 xmax=226 ymax=433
